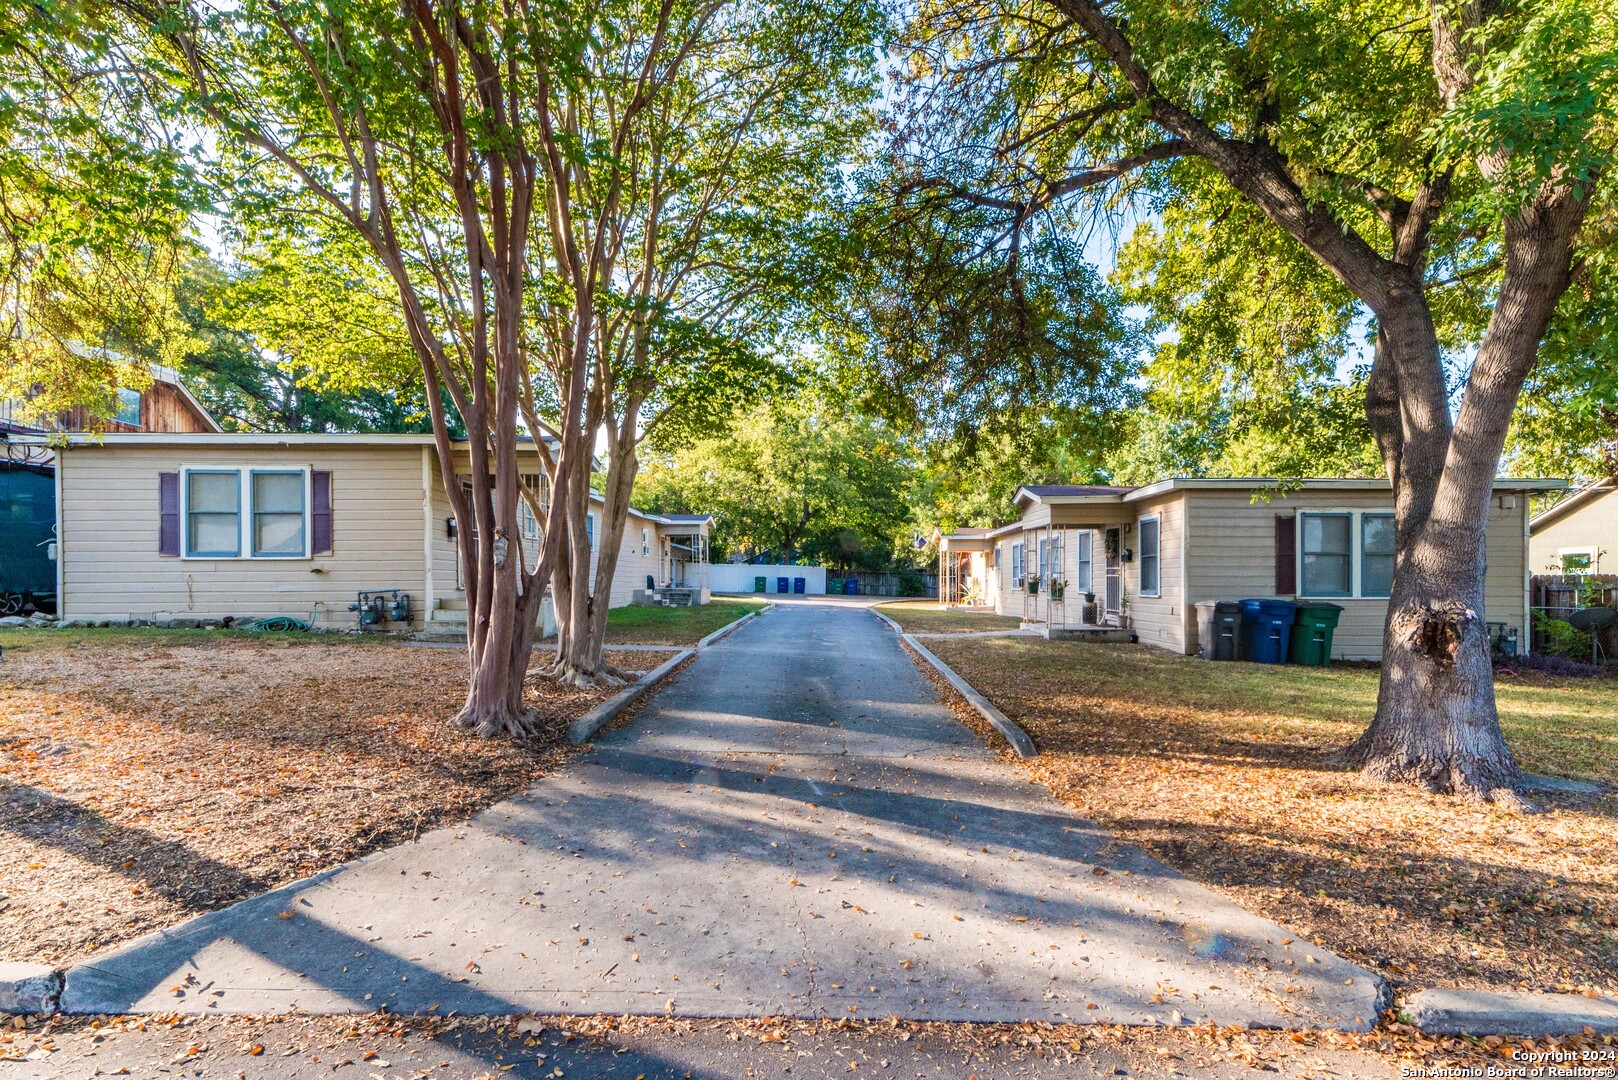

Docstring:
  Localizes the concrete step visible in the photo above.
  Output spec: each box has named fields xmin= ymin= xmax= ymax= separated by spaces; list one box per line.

xmin=435 ymin=598 xmax=468 ymax=611
xmin=430 ymin=609 xmax=469 ymax=624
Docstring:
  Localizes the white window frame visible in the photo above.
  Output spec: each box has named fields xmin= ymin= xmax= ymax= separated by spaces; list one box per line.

xmin=1558 ymin=548 xmax=1597 ymax=574
xmin=1358 ymin=511 xmax=1396 ymax=598
xmin=1296 ymin=509 xmax=1398 ymax=599
xmin=1037 ymin=537 xmax=1049 ymax=582
xmin=642 ymin=527 xmax=651 ymax=556
xmin=1076 ymin=530 xmax=1092 ymax=593
xmin=1011 ymin=542 xmax=1025 ymax=589
xmin=1137 ymin=514 xmax=1161 ymax=597
xmin=586 ymin=512 xmax=596 ymax=549
xmin=181 ymin=465 xmax=312 ymax=561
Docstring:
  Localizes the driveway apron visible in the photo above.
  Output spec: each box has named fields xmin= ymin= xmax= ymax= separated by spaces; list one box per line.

xmin=61 ymin=600 xmax=1385 ymax=1028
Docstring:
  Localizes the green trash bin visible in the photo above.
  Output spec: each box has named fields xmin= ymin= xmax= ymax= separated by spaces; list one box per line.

xmin=753 ymin=575 xmax=767 ymax=593
xmin=1289 ymin=603 xmax=1344 ymax=666
xmin=827 ymin=578 xmax=843 ymax=595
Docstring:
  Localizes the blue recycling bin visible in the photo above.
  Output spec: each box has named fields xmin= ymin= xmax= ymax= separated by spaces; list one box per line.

xmin=776 ymin=576 xmax=789 ymax=594
xmin=793 ymin=577 xmax=805 ymax=594
xmin=844 ymin=578 xmax=859 ymax=596
xmin=1239 ymin=599 xmax=1299 ymax=664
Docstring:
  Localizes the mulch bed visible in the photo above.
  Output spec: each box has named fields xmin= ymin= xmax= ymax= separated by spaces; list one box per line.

xmin=923 ymin=639 xmax=1618 ymax=1000
xmin=0 ymin=634 xmax=671 ymax=967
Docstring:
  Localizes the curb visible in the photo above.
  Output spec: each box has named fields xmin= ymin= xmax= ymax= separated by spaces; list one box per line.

xmin=568 ymin=648 xmax=695 ymax=744
xmin=1404 ymin=988 xmax=1618 ymax=1037
xmin=870 ymin=607 xmax=905 ymax=635
xmin=872 ymin=612 xmax=1038 ymax=759
xmin=695 ymin=604 xmax=770 ymax=650
xmin=870 ymin=607 xmax=1036 ymax=759
xmin=568 ymin=604 xmax=767 ymax=745
xmin=0 ymin=962 xmax=61 ymax=1014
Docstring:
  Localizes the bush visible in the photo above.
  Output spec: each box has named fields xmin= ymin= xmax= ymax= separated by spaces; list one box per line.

xmin=1534 ymin=612 xmax=1594 ymax=661
xmin=1496 ymin=652 xmax=1607 ymax=679
xmin=896 ymin=567 xmax=928 ymax=597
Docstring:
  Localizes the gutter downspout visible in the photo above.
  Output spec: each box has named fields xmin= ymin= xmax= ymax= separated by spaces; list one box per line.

xmin=422 ymin=446 xmax=434 ymax=628
xmin=54 ymin=445 xmax=64 ymax=619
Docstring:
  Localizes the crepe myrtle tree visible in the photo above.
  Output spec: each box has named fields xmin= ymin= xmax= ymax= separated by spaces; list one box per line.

xmin=120 ymin=0 xmax=610 ymax=736
xmin=517 ymin=0 xmax=881 ymax=688
xmin=887 ymin=0 xmax=1616 ymax=800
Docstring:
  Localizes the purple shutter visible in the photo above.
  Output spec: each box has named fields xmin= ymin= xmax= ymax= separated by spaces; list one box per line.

xmin=311 ymin=471 xmax=333 ymax=554
xmin=1275 ymin=514 xmax=1297 ymax=595
xmin=158 ymin=472 xmax=181 ymax=556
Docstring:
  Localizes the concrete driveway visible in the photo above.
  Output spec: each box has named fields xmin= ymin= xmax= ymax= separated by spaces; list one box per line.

xmin=61 ymin=600 xmax=1385 ymax=1028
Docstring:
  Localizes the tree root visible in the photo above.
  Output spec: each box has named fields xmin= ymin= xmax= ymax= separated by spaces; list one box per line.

xmin=1346 ymin=739 xmax=1539 ymax=812
xmin=451 ymin=703 xmax=541 ymax=739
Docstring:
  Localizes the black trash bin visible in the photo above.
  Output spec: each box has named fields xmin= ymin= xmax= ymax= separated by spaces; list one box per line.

xmin=1195 ymin=600 xmax=1243 ymax=661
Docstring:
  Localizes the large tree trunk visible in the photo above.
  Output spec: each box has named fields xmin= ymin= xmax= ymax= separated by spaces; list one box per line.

xmin=1348 ymin=190 xmax=1590 ymax=803
xmin=1349 ymin=484 xmax=1523 ymax=799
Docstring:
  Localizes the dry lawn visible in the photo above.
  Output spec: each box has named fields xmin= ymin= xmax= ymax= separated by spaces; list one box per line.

xmin=0 ymin=629 xmax=673 ymax=966
xmin=924 ymin=638 xmax=1618 ymax=997
xmin=874 ymin=600 xmax=1024 ymax=635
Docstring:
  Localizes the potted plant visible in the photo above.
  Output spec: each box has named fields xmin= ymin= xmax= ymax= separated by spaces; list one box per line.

xmin=1049 ymin=579 xmax=1066 ymax=601
xmin=1026 ymin=574 xmax=1041 ymax=595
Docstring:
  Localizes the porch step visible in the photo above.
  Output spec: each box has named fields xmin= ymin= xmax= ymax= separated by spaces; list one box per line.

xmin=430 ymin=608 xmax=469 ymax=625
xmin=435 ymin=598 xmax=468 ymax=612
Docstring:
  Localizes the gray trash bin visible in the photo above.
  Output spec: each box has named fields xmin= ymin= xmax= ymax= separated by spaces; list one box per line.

xmin=1195 ymin=600 xmax=1243 ymax=661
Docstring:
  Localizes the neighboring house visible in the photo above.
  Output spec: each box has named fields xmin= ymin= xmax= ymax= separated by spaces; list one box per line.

xmin=933 ymin=525 xmax=1015 ymax=607
xmin=1528 ymin=477 xmax=1617 ymax=574
xmin=936 ymin=477 xmax=1564 ymax=660
xmin=45 ymin=432 xmax=711 ymax=633
xmin=0 ymin=364 xmax=221 ymax=436
xmin=1 ymin=366 xmax=221 ymax=613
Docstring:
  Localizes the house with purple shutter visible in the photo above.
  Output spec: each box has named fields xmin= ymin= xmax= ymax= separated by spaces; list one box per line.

xmin=45 ymin=432 xmax=712 ymax=633
xmin=935 ymin=477 xmax=1561 ymax=661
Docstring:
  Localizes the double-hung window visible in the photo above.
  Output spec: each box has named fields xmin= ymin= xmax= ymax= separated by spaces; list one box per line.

xmin=1037 ymin=538 xmax=1049 ymax=583
xmin=642 ymin=528 xmax=651 ymax=556
xmin=183 ymin=467 xmax=309 ymax=559
xmin=1138 ymin=516 xmax=1161 ymax=596
xmin=1359 ymin=514 xmax=1395 ymax=597
xmin=1076 ymin=531 xmax=1092 ymax=592
xmin=186 ymin=471 xmax=242 ymax=557
xmin=1301 ymin=513 xmax=1352 ymax=596
xmin=585 ymin=512 xmax=595 ymax=549
xmin=1011 ymin=543 xmax=1025 ymax=588
xmin=993 ymin=544 xmax=1001 ymax=571
xmin=250 ymin=471 xmax=307 ymax=557
xmin=1298 ymin=510 xmax=1396 ymax=597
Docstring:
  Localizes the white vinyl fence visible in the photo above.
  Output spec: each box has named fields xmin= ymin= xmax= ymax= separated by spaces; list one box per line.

xmin=710 ymin=563 xmax=827 ymax=595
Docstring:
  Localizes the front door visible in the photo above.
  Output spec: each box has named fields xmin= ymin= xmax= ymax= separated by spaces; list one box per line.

xmin=1104 ymin=527 xmax=1122 ymax=622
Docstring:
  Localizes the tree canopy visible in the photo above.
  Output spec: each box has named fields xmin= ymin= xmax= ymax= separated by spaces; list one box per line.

xmin=634 ymin=392 xmax=925 ymax=570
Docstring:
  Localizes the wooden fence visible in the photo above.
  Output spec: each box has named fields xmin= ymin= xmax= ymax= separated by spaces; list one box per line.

xmin=837 ymin=570 xmax=937 ymax=598
xmin=1529 ymin=574 xmax=1618 ymax=659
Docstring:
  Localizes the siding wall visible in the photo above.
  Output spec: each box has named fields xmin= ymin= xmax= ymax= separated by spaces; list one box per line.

xmin=1123 ymin=492 xmax=1188 ymax=652
xmin=985 ymin=498 xmax=1187 ymax=651
xmin=60 ymin=443 xmax=430 ymax=628
xmin=425 ymin=454 xmax=701 ymax=612
xmin=1530 ymin=489 xmax=1618 ymax=574
xmin=1184 ymin=488 xmax=1530 ymax=661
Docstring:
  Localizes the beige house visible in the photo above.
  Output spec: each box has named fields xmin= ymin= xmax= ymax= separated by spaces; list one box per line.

xmin=937 ymin=477 xmax=1562 ymax=661
xmin=1529 ymin=477 xmax=1616 ymax=574
xmin=49 ymin=433 xmax=710 ymax=633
